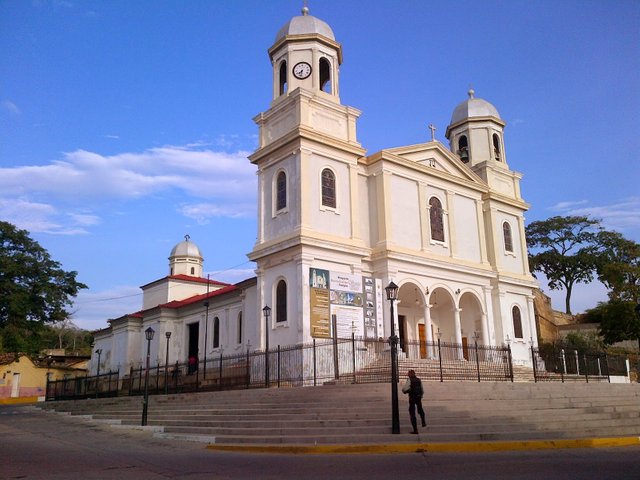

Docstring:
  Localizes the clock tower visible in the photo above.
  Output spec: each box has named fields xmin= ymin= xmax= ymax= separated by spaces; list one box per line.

xmin=248 ymin=7 xmax=366 ymax=348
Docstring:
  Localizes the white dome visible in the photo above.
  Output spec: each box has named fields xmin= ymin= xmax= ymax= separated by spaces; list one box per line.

xmin=169 ymin=236 xmax=202 ymax=260
xmin=275 ymin=7 xmax=335 ymax=42
xmin=450 ymin=89 xmax=501 ymax=125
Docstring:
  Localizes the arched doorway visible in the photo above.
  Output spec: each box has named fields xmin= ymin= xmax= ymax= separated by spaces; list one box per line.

xmin=396 ymin=282 xmax=425 ymax=359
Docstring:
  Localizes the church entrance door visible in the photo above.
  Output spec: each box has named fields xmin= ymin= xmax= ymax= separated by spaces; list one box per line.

xmin=398 ymin=315 xmax=406 ymax=354
xmin=462 ymin=336 xmax=469 ymax=360
xmin=418 ymin=324 xmax=426 ymax=359
xmin=188 ymin=323 xmax=199 ymax=366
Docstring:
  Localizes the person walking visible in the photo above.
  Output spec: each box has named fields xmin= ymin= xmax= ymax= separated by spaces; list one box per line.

xmin=401 ymin=369 xmax=426 ymax=434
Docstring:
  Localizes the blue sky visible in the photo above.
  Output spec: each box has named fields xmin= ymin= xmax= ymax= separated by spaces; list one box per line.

xmin=1 ymin=0 xmax=639 ymax=330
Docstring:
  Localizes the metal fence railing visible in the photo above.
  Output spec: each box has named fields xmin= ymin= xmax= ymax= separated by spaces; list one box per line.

xmin=46 ymin=337 xmax=513 ymax=401
xmin=45 ymin=338 xmax=636 ymax=401
xmin=45 ymin=370 xmax=120 ymax=401
xmin=531 ymin=347 xmax=610 ymax=382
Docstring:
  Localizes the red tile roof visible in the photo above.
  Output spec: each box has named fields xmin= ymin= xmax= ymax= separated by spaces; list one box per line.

xmin=140 ymin=274 xmax=230 ymax=290
xmin=159 ymin=284 xmax=239 ymax=309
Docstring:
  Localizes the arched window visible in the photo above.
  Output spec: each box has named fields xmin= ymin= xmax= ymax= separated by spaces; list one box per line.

xmin=190 ymin=267 xmax=195 ymax=275
xmin=276 ymin=280 xmax=287 ymax=323
xmin=493 ymin=133 xmax=501 ymax=161
xmin=213 ymin=317 xmax=220 ymax=348
xmin=503 ymin=221 xmax=513 ymax=253
xmin=429 ymin=196 xmax=445 ymax=242
xmin=457 ymin=135 xmax=469 ymax=163
xmin=279 ymin=61 xmax=288 ymax=96
xmin=321 ymin=168 xmax=336 ymax=208
xmin=512 ymin=306 xmax=523 ymax=339
xmin=319 ymin=57 xmax=331 ymax=93
xmin=276 ymin=171 xmax=287 ymax=211
xmin=237 ymin=312 xmax=243 ymax=344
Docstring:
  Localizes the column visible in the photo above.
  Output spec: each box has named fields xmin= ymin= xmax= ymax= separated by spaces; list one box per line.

xmin=454 ymin=308 xmax=463 ymax=359
xmin=424 ymin=304 xmax=434 ymax=359
xmin=481 ymin=313 xmax=489 ymax=345
xmin=517 ymin=216 xmax=530 ymax=274
xmin=526 ymin=295 xmax=536 ymax=346
xmin=446 ymin=191 xmax=457 ymax=258
xmin=349 ymin=164 xmax=360 ymax=241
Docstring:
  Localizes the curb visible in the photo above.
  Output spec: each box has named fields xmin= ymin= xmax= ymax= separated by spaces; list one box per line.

xmin=206 ymin=436 xmax=640 ymax=455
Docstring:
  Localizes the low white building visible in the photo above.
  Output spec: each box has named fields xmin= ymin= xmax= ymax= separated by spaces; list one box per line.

xmin=93 ymin=7 xmax=539 ymax=377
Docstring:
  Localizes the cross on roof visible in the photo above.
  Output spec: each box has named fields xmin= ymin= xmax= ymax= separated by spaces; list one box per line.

xmin=428 ymin=124 xmax=436 ymax=141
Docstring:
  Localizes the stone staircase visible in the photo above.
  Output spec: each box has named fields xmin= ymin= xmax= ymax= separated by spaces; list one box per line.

xmin=39 ymin=381 xmax=640 ymax=445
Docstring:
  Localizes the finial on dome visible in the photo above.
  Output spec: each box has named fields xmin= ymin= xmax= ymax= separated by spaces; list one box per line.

xmin=184 ymin=234 xmax=190 ymax=242
xmin=468 ymin=88 xmax=475 ymax=99
xmin=302 ymin=0 xmax=309 ymax=16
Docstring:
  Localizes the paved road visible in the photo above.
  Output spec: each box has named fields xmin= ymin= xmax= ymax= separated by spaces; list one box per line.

xmin=2 ymin=404 xmax=639 ymax=480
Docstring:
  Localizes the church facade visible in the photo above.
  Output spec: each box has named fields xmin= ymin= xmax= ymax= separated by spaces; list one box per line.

xmin=93 ymin=8 xmax=539 ymax=376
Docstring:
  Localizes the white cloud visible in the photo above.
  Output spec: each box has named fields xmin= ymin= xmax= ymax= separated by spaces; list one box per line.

xmin=68 ymin=213 xmax=101 ymax=226
xmin=2 ymin=100 xmax=21 ymax=115
xmin=206 ymin=268 xmax=256 ymax=285
xmin=71 ymin=285 xmax=142 ymax=331
xmin=179 ymin=202 xmax=255 ymax=224
xmin=548 ymin=200 xmax=588 ymax=211
xmin=0 ymin=198 xmax=90 ymax=235
xmin=0 ymin=145 xmax=255 ymax=201
xmin=0 ymin=143 xmax=257 ymax=234
xmin=547 ymin=197 xmax=640 ymax=238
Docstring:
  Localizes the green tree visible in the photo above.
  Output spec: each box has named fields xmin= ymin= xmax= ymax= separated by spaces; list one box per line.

xmin=595 ymin=231 xmax=640 ymax=303
xmin=0 ymin=221 xmax=87 ymax=353
xmin=584 ymin=301 xmax=640 ymax=349
xmin=526 ymin=216 xmax=601 ymax=314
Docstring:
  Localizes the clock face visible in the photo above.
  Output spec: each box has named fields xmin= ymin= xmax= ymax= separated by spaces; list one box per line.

xmin=293 ymin=62 xmax=312 ymax=79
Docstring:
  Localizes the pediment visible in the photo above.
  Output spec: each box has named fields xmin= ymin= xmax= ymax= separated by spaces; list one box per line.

xmin=381 ymin=141 xmax=484 ymax=186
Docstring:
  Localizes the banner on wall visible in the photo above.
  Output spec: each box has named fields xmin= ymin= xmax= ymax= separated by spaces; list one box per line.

xmin=309 ymin=268 xmax=331 ymax=338
xmin=309 ymin=268 xmax=382 ymax=339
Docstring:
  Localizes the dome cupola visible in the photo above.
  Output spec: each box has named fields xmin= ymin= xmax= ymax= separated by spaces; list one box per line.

xmin=168 ymin=235 xmax=203 ymax=277
xmin=268 ymin=6 xmax=342 ymax=103
xmin=275 ymin=6 xmax=335 ymax=42
xmin=445 ymin=89 xmax=507 ymax=168
xmin=450 ymin=89 xmax=501 ymax=125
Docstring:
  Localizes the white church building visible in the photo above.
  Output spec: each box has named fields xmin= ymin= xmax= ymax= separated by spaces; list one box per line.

xmin=93 ymin=7 xmax=539 ymax=376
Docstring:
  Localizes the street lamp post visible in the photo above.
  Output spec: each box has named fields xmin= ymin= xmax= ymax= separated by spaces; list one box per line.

xmin=164 ymin=332 xmax=171 ymax=395
xmin=141 ymin=327 xmax=155 ymax=426
xmin=385 ymin=281 xmax=400 ymax=434
xmin=95 ymin=349 xmax=102 ymax=377
xmin=95 ymin=348 xmax=102 ymax=398
xmin=203 ymin=299 xmax=209 ymax=380
xmin=263 ymin=306 xmax=271 ymax=387
xmin=473 ymin=331 xmax=481 ymax=382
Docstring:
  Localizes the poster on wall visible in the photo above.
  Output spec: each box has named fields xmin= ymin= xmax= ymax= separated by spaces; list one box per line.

xmin=309 ymin=268 xmax=381 ymax=339
xmin=309 ymin=268 xmax=331 ymax=338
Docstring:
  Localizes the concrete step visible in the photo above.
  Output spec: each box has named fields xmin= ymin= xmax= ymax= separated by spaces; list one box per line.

xmin=40 ymin=381 xmax=640 ymax=445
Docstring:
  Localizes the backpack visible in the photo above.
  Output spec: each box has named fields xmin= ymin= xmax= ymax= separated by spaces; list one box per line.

xmin=409 ymin=377 xmax=423 ymax=399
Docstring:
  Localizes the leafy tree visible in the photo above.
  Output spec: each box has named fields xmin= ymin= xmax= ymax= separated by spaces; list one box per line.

xmin=0 ymin=221 xmax=87 ymax=353
xmin=595 ymin=231 xmax=640 ymax=303
xmin=526 ymin=216 xmax=601 ymax=314
xmin=584 ymin=301 xmax=640 ymax=350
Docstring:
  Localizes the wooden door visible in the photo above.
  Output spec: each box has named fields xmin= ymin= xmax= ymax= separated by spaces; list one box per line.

xmin=418 ymin=324 xmax=426 ymax=359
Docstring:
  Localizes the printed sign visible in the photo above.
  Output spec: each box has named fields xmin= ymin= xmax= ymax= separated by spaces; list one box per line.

xmin=310 ymin=288 xmax=331 ymax=338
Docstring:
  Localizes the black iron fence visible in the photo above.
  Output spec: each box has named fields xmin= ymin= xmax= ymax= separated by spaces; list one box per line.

xmin=48 ymin=337 xmax=512 ymax=401
xmin=45 ymin=370 xmax=119 ymax=401
xmin=531 ymin=347 xmax=611 ymax=382
xmin=45 ymin=338 xmax=636 ymax=401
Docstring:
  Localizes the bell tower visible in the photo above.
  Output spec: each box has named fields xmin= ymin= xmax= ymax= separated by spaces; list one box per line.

xmin=248 ymin=7 xmax=366 ymax=347
xmin=445 ymin=89 xmax=523 ymax=200
xmin=445 ymin=89 xmax=508 ymax=169
xmin=270 ymin=6 xmax=341 ymax=104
